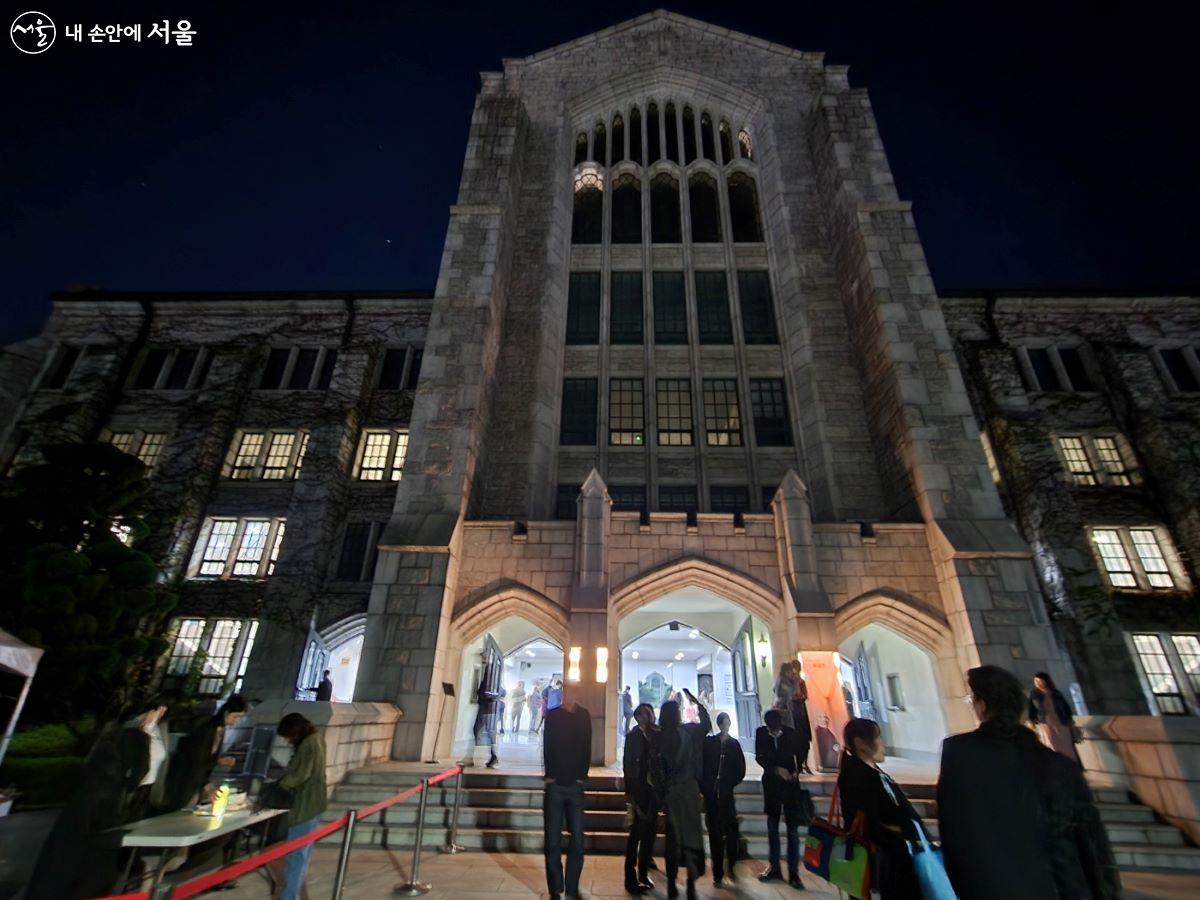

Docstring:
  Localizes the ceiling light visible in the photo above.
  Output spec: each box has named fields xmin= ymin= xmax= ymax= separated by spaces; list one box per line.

xmin=525 ymin=649 xmax=535 ymax=657
xmin=631 ymin=650 xmax=640 ymax=660
xmin=674 ymin=651 xmax=684 ymax=661
xmin=688 ymin=629 xmax=698 ymax=639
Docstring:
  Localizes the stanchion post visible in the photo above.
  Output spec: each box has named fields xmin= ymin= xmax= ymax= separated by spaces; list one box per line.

xmin=394 ymin=779 xmax=431 ymax=896
xmin=440 ymin=766 xmax=465 ymax=854
xmin=330 ymin=814 xmax=357 ymax=900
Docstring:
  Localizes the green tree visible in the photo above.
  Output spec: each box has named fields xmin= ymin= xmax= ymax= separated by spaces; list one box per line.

xmin=0 ymin=440 xmax=177 ymax=724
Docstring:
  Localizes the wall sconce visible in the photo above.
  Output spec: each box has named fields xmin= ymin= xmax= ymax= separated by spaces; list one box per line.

xmin=755 ymin=635 xmax=770 ymax=667
xmin=568 ymin=646 xmax=582 ymax=683
xmin=595 ymin=647 xmax=609 ymax=684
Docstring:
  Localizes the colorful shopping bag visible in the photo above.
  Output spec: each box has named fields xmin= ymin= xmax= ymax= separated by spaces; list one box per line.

xmin=803 ymin=786 xmax=873 ymax=898
xmin=907 ymin=817 xmax=957 ymax=899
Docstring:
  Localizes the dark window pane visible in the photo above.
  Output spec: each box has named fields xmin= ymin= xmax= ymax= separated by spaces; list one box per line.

xmin=611 ymin=175 xmax=641 ymax=244
xmin=594 ymin=122 xmax=607 ymax=167
xmin=261 ymin=348 xmax=290 ymax=389
xmin=610 ymin=485 xmax=647 ymax=512
xmin=700 ymin=113 xmax=716 ymax=162
xmin=656 ymin=378 xmax=693 ymax=446
xmin=611 ymin=114 xmax=624 ymax=164
xmin=719 ymin=122 xmax=733 ymax=165
xmin=659 ymin=485 xmax=698 ymax=512
xmin=572 ymin=181 xmax=603 ymax=244
xmin=609 ymin=378 xmax=645 ymax=446
xmin=1058 ymin=347 xmax=1092 ymax=391
xmin=629 ymin=107 xmax=642 ymax=165
xmin=288 ymin=349 xmax=319 ymax=389
xmin=556 ymin=484 xmax=579 ymax=520
xmin=696 ymin=272 xmax=733 ymax=344
xmin=336 ymin=523 xmax=371 ymax=580
xmin=379 ymin=348 xmax=407 ymax=389
xmin=751 ymin=379 xmax=792 ymax=446
xmin=574 ymin=132 xmax=587 ymax=167
xmin=647 ymin=103 xmax=661 ymax=163
xmin=566 ymin=273 xmax=601 ymax=344
xmin=689 ymin=175 xmax=721 ymax=243
xmin=164 ymin=349 xmax=199 ymax=390
xmin=682 ymin=107 xmax=697 ymax=164
xmin=134 ymin=348 xmax=169 ymax=389
xmin=560 ymin=378 xmax=598 ymax=445
xmin=729 ymin=173 xmax=763 ymax=242
xmin=738 ymin=271 xmax=778 ymax=344
xmin=1161 ymin=348 xmax=1200 ymax=392
xmin=192 ymin=350 xmax=213 ymax=389
xmin=44 ymin=346 xmax=81 ymax=389
xmin=703 ymin=379 xmax=742 ymax=446
xmin=404 ymin=348 xmax=423 ymax=389
xmin=762 ymin=486 xmax=777 ymax=511
xmin=651 ymin=175 xmax=681 ymax=244
xmin=710 ymin=485 xmax=749 ymax=514
xmin=610 ymin=272 xmax=643 ymax=344
xmin=1025 ymin=348 xmax=1061 ymax=392
xmin=316 ymin=349 xmax=338 ymax=389
xmin=664 ymin=103 xmax=679 ymax=163
xmin=653 ymin=272 xmax=688 ymax=345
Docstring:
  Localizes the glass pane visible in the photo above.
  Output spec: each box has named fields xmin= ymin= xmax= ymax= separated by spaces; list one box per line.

xmin=136 ymin=433 xmax=166 ymax=469
xmin=1130 ymin=529 xmax=1174 ymax=589
xmin=1057 ymin=437 xmax=1096 ymax=485
xmin=168 ymin=619 xmax=206 ymax=675
xmin=1133 ymin=634 xmax=1186 ymax=715
xmin=610 ymin=272 xmax=644 ymax=344
xmin=233 ymin=521 xmax=270 ymax=576
xmin=609 ymin=378 xmax=645 ymax=446
xmin=108 ymin=432 xmax=135 ymax=454
xmin=703 ymin=379 xmax=742 ymax=446
xmin=652 ymin=272 xmax=687 ymax=345
xmin=200 ymin=520 xmax=238 ymax=575
xmin=232 ymin=433 xmax=264 ymax=479
xmin=655 ymin=379 xmax=693 ymax=446
xmin=288 ymin=349 xmax=319 ymax=390
xmin=164 ymin=349 xmax=199 ymax=390
xmin=1092 ymin=530 xmax=1136 ymax=588
xmin=134 ymin=349 xmax=169 ymax=389
xmin=360 ymin=432 xmax=391 ymax=480
xmin=1093 ymin=437 xmax=1131 ymax=486
xmin=566 ymin=272 xmax=601 ymax=344
xmin=391 ymin=431 xmax=409 ymax=481
xmin=379 ymin=348 xmax=407 ymax=389
xmin=261 ymin=348 xmax=290 ymax=389
xmin=262 ymin=433 xmax=295 ymax=479
xmin=1171 ymin=635 xmax=1200 ymax=695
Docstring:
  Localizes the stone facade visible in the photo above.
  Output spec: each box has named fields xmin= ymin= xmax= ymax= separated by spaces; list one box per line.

xmin=6 ymin=12 xmax=1194 ymax=776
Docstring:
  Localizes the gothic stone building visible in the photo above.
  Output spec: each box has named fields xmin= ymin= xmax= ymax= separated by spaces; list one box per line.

xmin=2 ymin=12 xmax=1197 ymax=773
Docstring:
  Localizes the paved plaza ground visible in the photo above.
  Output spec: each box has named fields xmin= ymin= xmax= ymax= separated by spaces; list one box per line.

xmin=207 ymin=846 xmax=1200 ymax=899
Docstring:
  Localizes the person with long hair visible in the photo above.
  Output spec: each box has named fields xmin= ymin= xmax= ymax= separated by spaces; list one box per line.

xmin=27 ymin=697 xmax=171 ymax=899
xmin=791 ymin=661 xmax=813 ymax=774
xmin=270 ymin=713 xmax=327 ymax=900
xmin=701 ymin=711 xmax=746 ymax=888
xmin=163 ymin=693 xmax=247 ymax=811
xmin=655 ymin=689 xmax=711 ymax=899
xmin=772 ymin=660 xmax=798 ymax=729
xmin=1028 ymin=671 xmax=1081 ymax=766
xmin=836 ymin=718 xmax=921 ymax=899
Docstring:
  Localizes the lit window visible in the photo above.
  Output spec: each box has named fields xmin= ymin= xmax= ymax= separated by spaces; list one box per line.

xmin=106 ymin=431 xmax=168 ymax=471
xmin=1130 ymin=529 xmax=1174 ymax=588
xmin=136 ymin=433 xmax=165 ymax=469
xmin=193 ymin=517 xmax=286 ymax=580
xmin=235 ymin=621 xmax=259 ymax=692
xmin=1171 ymin=635 xmax=1200 ymax=696
xmin=293 ymin=433 xmax=310 ymax=479
xmin=198 ymin=620 xmax=243 ymax=695
xmin=109 ymin=432 xmax=135 ymax=454
xmin=1092 ymin=529 xmax=1137 ymax=587
xmin=656 ymin=379 xmax=693 ymax=446
xmin=1093 ymin=437 xmax=1132 ymax=486
xmin=167 ymin=619 xmax=206 ymax=675
xmin=356 ymin=430 xmax=408 ymax=481
xmin=262 ymin=433 xmax=296 ymax=480
xmin=703 ymin=379 xmax=742 ymax=446
xmin=609 ymin=378 xmax=645 ymax=446
xmin=1057 ymin=437 xmax=1096 ymax=485
xmin=1132 ymin=634 xmax=1187 ymax=714
xmin=231 ymin=433 xmax=264 ymax=479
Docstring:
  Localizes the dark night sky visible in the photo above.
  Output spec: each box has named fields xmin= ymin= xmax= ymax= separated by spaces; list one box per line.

xmin=3 ymin=1 xmax=1198 ymax=345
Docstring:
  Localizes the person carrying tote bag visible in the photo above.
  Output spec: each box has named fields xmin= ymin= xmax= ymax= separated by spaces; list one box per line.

xmin=802 ymin=783 xmax=873 ymax=898
xmin=907 ymin=818 xmax=957 ymax=900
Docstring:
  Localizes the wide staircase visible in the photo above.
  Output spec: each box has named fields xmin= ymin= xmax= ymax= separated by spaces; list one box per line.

xmin=320 ymin=766 xmax=1200 ymax=872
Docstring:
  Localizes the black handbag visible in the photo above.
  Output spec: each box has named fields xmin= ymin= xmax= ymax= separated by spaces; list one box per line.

xmin=256 ymin=779 xmax=294 ymax=810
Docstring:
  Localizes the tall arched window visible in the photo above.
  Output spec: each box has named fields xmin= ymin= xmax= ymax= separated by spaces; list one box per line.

xmin=650 ymin=173 xmax=681 ymax=244
xmin=611 ymin=174 xmax=641 ymax=244
xmin=700 ymin=113 xmax=716 ymax=162
xmin=719 ymin=122 xmax=733 ymax=165
xmin=728 ymin=172 xmax=763 ymax=242
xmin=611 ymin=114 xmax=625 ymax=164
xmin=689 ymin=174 xmax=721 ymax=243
xmin=682 ymin=106 xmax=697 ymax=164
xmin=574 ymin=132 xmax=588 ymax=167
xmin=572 ymin=169 xmax=603 ymax=244
xmin=594 ymin=122 xmax=607 ymax=167
xmin=664 ymin=102 xmax=679 ymax=163
xmin=738 ymin=128 xmax=753 ymax=160
xmin=629 ymin=106 xmax=643 ymax=165
xmin=647 ymin=103 xmax=661 ymax=163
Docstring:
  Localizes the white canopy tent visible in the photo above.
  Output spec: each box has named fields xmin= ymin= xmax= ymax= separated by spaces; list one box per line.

xmin=0 ymin=627 xmax=43 ymax=768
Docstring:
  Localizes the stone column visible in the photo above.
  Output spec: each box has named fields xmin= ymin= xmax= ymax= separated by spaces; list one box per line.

xmin=569 ymin=469 xmax=611 ymax=765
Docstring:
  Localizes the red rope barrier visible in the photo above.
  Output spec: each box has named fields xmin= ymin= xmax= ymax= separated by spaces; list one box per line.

xmin=90 ymin=893 xmax=150 ymax=900
xmin=427 ymin=764 xmax=463 ymax=787
xmin=355 ymin=782 xmax=423 ymax=821
xmin=171 ymin=813 xmax=350 ymax=899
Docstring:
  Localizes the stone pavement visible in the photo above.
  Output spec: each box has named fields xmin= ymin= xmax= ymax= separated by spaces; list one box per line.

xmin=205 ymin=847 xmax=1200 ymax=899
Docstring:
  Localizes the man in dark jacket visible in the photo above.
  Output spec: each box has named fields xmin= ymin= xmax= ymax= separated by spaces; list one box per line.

xmin=623 ymin=703 xmax=659 ymax=893
xmin=938 ymin=665 xmax=1121 ymax=900
xmin=543 ymin=701 xmax=592 ymax=900
xmin=465 ymin=666 xmax=500 ymax=768
xmin=312 ymin=669 xmax=334 ymax=701
xmin=701 ymin=712 xmax=746 ymax=887
xmin=754 ymin=708 xmax=807 ymax=888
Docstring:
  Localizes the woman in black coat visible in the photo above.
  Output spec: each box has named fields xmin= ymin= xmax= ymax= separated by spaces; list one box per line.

xmin=836 ymin=718 xmax=922 ymax=900
xmin=26 ymin=699 xmax=170 ymax=900
xmin=162 ymin=693 xmax=247 ymax=811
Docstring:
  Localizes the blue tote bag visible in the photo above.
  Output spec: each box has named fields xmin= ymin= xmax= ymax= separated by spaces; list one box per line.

xmin=907 ymin=818 xmax=957 ymax=900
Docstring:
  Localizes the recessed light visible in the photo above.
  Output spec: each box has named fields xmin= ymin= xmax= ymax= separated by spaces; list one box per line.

xmin=688 ymin=630 xmax=698 ymax=639
xmin=674 ymin=651 xmax=684 ymax=661
xmin=631 ymin=650 xmax=640 ymax=659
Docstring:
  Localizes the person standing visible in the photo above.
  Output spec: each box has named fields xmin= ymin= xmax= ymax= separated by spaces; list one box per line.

xmin=939 ymin=665 xmax=1120 ymax=900
xmin=311 ymin=670 xmax=334 ymax=701
xmin=528 ymin=679 xmax=544 ymax=732
xmin=270 ymin=713 xmax=328 ymax=900
xmin=755 ymin=708 xmax=806 ymax=889
xmin=1029 ymin=671 xmax=1081 ymax=766
xmin=543 ymin=700 xmax=592 ymax=900
xmin=27 ymin=698 xmax=172 ymax=900
xmin=837 ymin=718 xmax=921 ymax=900
xmin=621 ymin=685 xmax=635 ymax=735
xmin=772 ymin=661 xmax=799 ymax=729
xmin=510 ymin=680 xmax=527 ymax=733
xmin=656 ymin=688 xmax=710 ymax=900
xmin=623 ymin=702 xmax=659 ymax=894
xmin=464 ymin=665 xmax=500 ymax=767
xmin=547 ymin=678 xmax=564 ymax=711
xmin=791 ymin=663 xmax=813 ymax=774
xmin=701 ymin=712 xmax=746 ymax=888
xmin=163 ymin=694 xmax=248 ymax=811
